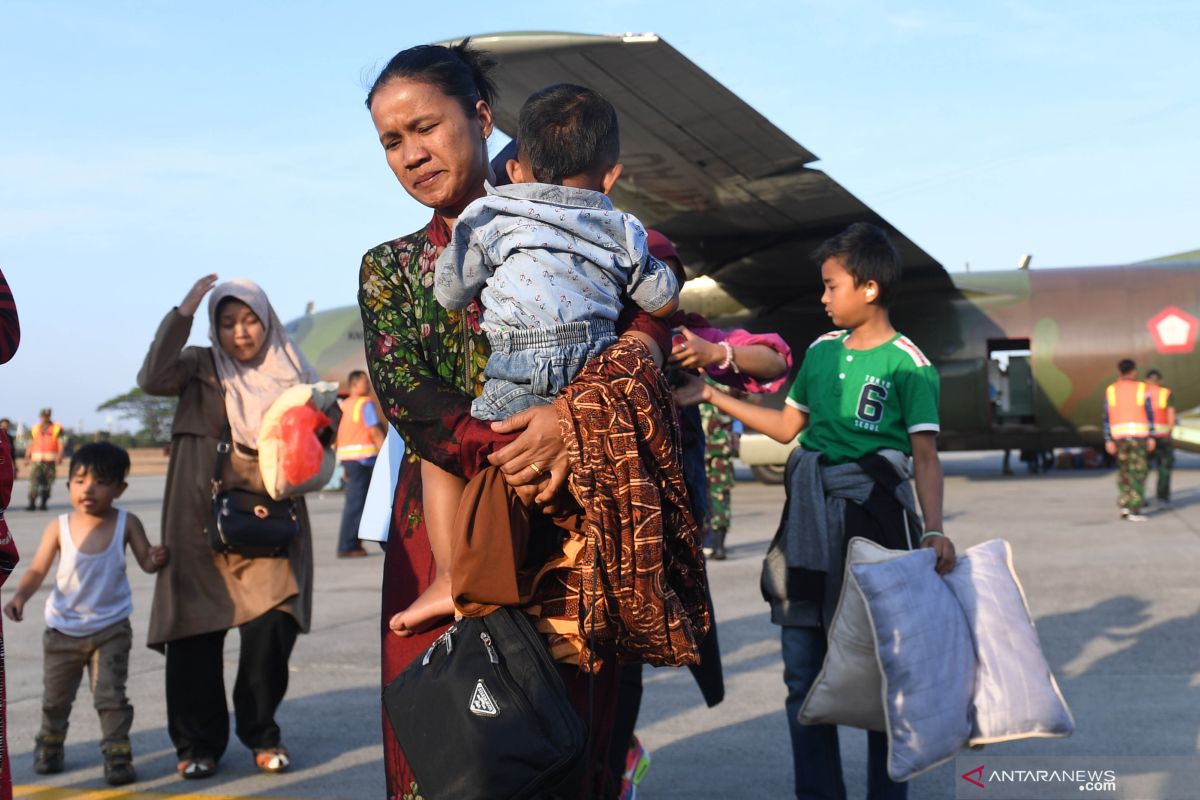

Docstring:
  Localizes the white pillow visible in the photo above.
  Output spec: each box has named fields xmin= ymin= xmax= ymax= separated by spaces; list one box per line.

xmin=798 ymin=537 xmax=902 ymax=731
xmin=798 ymin=537 xmax=1074 ymax=783
xmin=941 ymin=538 xmax=1074 ymax=745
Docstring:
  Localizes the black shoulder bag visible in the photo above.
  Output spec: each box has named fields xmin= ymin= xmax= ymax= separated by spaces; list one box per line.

xmin=206 ymin=425 xmax=300 ymax=558
xmin=382 ymin=605 xmax=588 ymax=800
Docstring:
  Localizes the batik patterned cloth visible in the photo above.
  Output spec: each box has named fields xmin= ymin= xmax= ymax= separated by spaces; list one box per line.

xmin=0 ymin=268 xmax=16 ymax=800
xmin=0 ymin=268 xmax=18 ymax=365
xmin=0 ymin=518 xmax=13 ymax=800
xmin=1116 ymin=438 xmax=1149 ymax=511
xmin=0 ymin=428 xmax=18 ymax=800
xmin=544 ymin=337 xmax=710 ymax=669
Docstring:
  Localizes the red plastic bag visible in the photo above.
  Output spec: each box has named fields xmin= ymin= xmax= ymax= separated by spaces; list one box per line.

xmin=280 ymin=404 xmax=331 ymax=486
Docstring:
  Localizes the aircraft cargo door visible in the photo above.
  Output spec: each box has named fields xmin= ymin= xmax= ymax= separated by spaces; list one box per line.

xmin=989 ymin=339 xmax=1035 ymax=427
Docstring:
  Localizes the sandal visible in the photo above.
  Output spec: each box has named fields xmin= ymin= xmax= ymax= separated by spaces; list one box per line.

xmin=177 ymin=757 xmax=217 ymax=779
xmin=254 ymin=746 xmax=291 ymax=774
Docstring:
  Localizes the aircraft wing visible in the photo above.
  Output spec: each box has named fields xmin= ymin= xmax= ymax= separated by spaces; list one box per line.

xmin=1174 ymin=408 xmax=1200 ymax=454
xmin=464 ymin=31 xmax=951 ymax=312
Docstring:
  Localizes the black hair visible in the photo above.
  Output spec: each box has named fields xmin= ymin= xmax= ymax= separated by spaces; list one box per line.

xmin=518 ymin=84 xmax=620 ymax=184
xmin=347 ymin=369 xmax=368 ymax=385
xmin=366 ymin=39 xmax=498 ymax=115
xmin=813 ymin=222 xmax=902 ymax=306
xmin=69 ymin=441 xmax=130 ymax=485
xmin=215 ymin=296 xmax=255 ymax=319
xmin=1118 ymin=359 xmax=1137 ymax=375
xmin=1145 ymin=368 xmax=1163 ymax=380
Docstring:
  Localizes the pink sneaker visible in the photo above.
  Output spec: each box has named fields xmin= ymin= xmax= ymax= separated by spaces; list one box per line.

xmin=618 ymin=735 xmax=651 ymax=800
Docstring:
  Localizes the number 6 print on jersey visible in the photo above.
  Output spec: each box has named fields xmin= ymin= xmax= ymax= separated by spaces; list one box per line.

xmin=856 ymin=382 xmax=888 ymax=429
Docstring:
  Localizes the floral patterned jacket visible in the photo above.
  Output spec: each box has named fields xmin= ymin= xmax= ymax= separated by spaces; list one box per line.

xmin=361 ymin=212 xmax=671 ymax=800
xmin=359 ymin=215 xmax=510 ymax=486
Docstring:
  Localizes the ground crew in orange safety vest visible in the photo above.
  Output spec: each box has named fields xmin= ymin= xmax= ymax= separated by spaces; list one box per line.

xmin=1143 ymin=369 xmax=1175 ymax=506
xmin=25 ymin=407 xmax=64 ymax=511
xmin=334 ymin=371 xmax=386 ymax=558
xmin=1102 ymin=360 xmax=1156 ymax=522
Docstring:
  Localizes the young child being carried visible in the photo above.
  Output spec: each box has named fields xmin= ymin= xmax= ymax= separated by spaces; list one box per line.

xmin=390 ymin=83 xmax=680 ymax=635
xmin=4 ymin=442 xmax=168 ymax=786
xmin=674 ymin=222 xmax=956 ymax=799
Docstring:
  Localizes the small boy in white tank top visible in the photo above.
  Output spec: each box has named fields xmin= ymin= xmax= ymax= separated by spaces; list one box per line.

xmin=3 ymin=442 xmax=167 ymax=786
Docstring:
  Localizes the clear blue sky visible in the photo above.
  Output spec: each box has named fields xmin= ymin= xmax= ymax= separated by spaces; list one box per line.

xmin=3 ymin=1 xmax=1197 ymax=432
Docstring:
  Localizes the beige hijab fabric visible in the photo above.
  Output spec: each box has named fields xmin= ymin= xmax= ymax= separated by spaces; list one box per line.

xmin=207 ymin=279 xmax=319 ymax=449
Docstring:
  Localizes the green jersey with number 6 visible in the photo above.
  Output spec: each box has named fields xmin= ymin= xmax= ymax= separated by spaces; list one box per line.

xmin=785 ymin=330 xmax=940 ymax=465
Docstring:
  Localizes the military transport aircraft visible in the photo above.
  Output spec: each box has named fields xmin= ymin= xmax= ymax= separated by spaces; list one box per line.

xmin=286 ymin=31 xmax=1200 ymax=481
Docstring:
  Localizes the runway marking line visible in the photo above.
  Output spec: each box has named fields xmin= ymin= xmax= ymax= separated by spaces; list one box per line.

xmin=15 ymin=785 xmax=297 ymax=800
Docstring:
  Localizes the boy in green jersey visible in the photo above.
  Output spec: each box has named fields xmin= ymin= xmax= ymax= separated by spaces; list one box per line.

xmin=675 ymin=222 xmax=955 ymax=799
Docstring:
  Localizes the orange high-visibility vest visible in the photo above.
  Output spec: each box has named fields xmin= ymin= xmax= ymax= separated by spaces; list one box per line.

xmin=28 ymin=422 xmax=63 ymax=461
xmin=1105 ymin=380 xmax=1152 ymax=440
xmin=336 ymin=397 xmax=380 ymax=461
xmin=1150 ymin=385 xmax=1173 ymax=437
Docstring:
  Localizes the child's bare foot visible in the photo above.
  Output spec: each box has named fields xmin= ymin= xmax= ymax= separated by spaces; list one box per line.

xmin=388 ymin=576 xmax=454 ymax=637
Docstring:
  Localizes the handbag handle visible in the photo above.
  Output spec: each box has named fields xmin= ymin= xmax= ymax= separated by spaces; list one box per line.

xmin=211 ymin=424 xmax=232 ymax=500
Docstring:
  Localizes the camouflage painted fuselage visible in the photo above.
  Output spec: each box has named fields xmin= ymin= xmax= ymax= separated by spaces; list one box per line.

xmin=920 ymin=262 xmax=1198 ymax=450
xmin=703 ymin=260 xmax=1200 ymax=453
xmin=287 ymin=261 xmax=1200 ymax=453
xmin=284 ymin=307 xmax=367 ymax=393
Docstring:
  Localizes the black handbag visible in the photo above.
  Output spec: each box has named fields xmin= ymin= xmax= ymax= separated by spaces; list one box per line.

xmin=382 ymin=605 xmax=587 ymax=800
xmin=206 ymin=425 xmax=300 ymax=558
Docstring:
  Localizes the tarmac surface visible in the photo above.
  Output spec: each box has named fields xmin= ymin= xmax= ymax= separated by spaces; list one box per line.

xmin=2 ymin=452 xmax=1198 ymax=799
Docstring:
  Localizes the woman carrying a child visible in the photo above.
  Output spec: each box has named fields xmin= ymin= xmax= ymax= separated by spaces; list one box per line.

xmin=138 ymin=275 xmax=316 ymax=780
xmin=360 ymin=41 xmax=708 ymax=799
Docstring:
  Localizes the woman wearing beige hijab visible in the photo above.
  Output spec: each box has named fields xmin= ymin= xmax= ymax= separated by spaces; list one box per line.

xmin=138 ymin=274 xmax=316 ymax=780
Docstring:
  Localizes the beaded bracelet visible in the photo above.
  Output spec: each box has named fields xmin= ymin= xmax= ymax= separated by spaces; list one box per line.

xmin=717 ymin=341 xmax=740 ymax=373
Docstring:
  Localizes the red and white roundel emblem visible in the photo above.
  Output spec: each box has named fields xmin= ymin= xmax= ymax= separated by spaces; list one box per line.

xmin=1147 ymin=306 xmax=1199 ymax=354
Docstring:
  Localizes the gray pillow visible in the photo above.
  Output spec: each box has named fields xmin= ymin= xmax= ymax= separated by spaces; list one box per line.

xmin=852 ymin=547 xmax=976 ymax=782
xmin=798 ymin=538 xmax=1074 ymax=783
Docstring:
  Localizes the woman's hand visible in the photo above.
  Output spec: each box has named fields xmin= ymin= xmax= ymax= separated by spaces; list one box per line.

xmin=487 ymin=405 xmax=569 ymax=501
xmin=671 ymin=371 xmax=711 ymax=407
xmin=668 ymin=326 xmax=722 ymax=371
xmin=512 ymin=475 xmax=574 ymax=514
xmin=180 ymin=274 xmax=219 ymax=317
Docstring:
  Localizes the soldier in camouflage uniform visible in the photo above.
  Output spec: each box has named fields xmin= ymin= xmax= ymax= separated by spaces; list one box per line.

xmin=700 ymin=398 xmax=736 ymax=560
xmin=1144 ymin=369 xmax=1175 ymax=505
xmin=1115 ymin=439 xmax=1150 ymax=513
xmin=1103 ymin=360 xmax=1155 ymax=522
xmin=25 ymin=408 xmax=64 ymax=511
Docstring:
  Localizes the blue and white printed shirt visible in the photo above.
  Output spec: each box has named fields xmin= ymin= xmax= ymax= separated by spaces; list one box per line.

xmin=434 ymin=182 xmax=677 ymax=332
